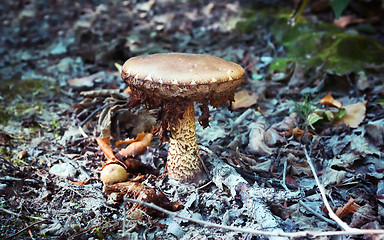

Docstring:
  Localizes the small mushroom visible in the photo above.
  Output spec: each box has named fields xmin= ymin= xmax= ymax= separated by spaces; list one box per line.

xmin=121 ymin=53 xmax=245 ymax=183
xmin=100 ymin=163 xmax=128 ymax=184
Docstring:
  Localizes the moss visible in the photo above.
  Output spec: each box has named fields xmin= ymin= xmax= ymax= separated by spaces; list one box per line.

xmin=0 ymin=77 xmax=58 ymax=99
xmin=0 ymin=77 xmax=58 ymax=125
xmin=237 ymin=9 xmax=384 ymax=74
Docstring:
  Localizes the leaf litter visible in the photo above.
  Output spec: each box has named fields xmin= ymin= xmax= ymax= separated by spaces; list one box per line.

xmin=0 ymin=0 xmax=384 ymax=239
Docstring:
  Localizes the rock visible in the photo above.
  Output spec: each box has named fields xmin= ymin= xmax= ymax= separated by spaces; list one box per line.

xmin=49 ymin=162 xmax=77 ymax=178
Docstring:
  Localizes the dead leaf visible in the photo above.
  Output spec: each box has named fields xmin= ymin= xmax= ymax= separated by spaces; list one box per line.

xmin=320 ymin=92 xmax=343 ymax=108
xmin=286 ymin=127 xmax=312 ymax=138
xmin=335 ymin=197 xmax=360 ymax=219
xmin=123 ymin=86 xmax=131 ymax=94
xmin=123 ymin=158 xmax=157 ymax=174
xmin=333 ymin=15 xmax=365 ymax=28
xmin=285 ymin=175 xmax=298 ymax=186
xmin=96 ymin=137 xmax=117 ymax=160
xmin=70 ymin=179 xmax=91 ymax=185
xmin=322 ymin=168 xmax=347 ymax=187
xmin=334 ymin=101 xmax=366 ymax=128
xmin=104 ymin=181 xmax=182 ymax=218
xmin=117 ymin=132 xmax=153 ymax=158
xmin=350 ymin=204 xmax=377 ymax=228
xmin=271 ymin=113 xmax=298 ymax=133
xmin=285 ymin=153 xmax=312 ymax=177
xmin=247 ymin=120 xmax=273 ymax=155
xmin=232 ymin=90 xmax=258 ymax=110
xmin=249 ymin=158 xmax=272 ymax=173
xmin=68 ymin=73 xmax=104 ymax=88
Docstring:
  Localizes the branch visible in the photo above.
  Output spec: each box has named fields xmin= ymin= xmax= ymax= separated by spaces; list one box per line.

xmin=302 ymin=146 xmax=352 ymax=231
xmin=124 ymin=198 xmax=384 ymax=238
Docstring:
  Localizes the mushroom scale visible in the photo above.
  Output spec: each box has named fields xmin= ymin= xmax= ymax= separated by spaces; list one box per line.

xmin=121 ymin=53 xmax=245 ymax=183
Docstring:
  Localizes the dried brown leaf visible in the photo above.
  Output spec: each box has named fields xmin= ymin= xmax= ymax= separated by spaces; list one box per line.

xmin=335 ymin=101 xmax=366 ymax=128
xmin=333 ymin=15 xmax=365 ymax=28
xmin=232 ymin=90 xmax=258 ymax=110
xmin=320 ymin=92 xmax=343 ymax=108
xmin=286 ymin=153 xmax=312 ymax=177
xmin=117 ymin=132 xmax=153 ymax=158
xmin=68 ymin=73 xmax=103 ymax=88
xmin=335 ymin=197 xmax=360 ymax=219
xmin=247 ymin=120 xmax=273 ymax=155
xmin=104 ymin=181 xmax=182 ymax=218
xmin=70 ymin=179 xmax=91 ymax=185
xmin=96 ymin=137 xmax=117 ymax=161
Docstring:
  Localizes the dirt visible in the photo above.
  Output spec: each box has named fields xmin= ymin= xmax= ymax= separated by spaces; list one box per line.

xmin=1 ymin=0 xmax=384 ymax=239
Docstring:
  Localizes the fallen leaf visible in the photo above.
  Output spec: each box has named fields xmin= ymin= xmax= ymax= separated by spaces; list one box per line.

xmin=68 ymin=73 xmax=104 ymax=88
xmin=335 ymin=197 xmax=360 ymax=219
xmin=334 ymin=101 xmax=366 ymax=128
xmin=320 ymin=92 xmax=343 ymax=108
xmin=17 ymin=150 xmax=28 ymax=159
xmin=249 ymin=158 xmax=272 ymax=173
xmin=350 ymin=204 xmax=377 ymax=228
xmin=322 ymin=168 xmax=347 ymax=187
xmin=232 ymin=90 xmax=258 ymax=110
xmin=70 ymin=179 xmax=91 ymax=185
xmin=104 ymin=180 xmax=182 ymax=218
xmin=285 ymin=153 xmax=312 ymax=177
xmin=286 ymin=127 xmax=312 ymax=138
xmin=271 ymin=113 xmax=298 ymax=133
xmin=123 ymin=86 xmax=131 ymax=94
xmin=285 ymin=175 xmax=298 ymax=186
xmin=333 ymin=15 xmax=365 ymax=28
xmin=118 ymin=132 xmax=153 ymax=158
xmin=247 ymin=120 xmax=274 ymax=155
xmin=96 ymin=137 xmax=117 ymax=160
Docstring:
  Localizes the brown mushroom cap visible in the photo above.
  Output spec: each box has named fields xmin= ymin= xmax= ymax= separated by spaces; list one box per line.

xmin=121 ymin=53 xmax=245 ymax=106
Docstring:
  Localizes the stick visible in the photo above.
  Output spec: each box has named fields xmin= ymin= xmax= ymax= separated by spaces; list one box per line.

xmin=299 ymin=200 xmax=337 ymax=226
xmin=303 ymin=146 xmax=352 ymax=231
xmin=281 ymin=157 xmax=290 ymax=192
xmin=0 ymin=207 xmax=44 ymax=221
xmin=124 ymin=198 xmax=384 ymax=238
xmin=4 ymin=220 xmax=47 ymax=240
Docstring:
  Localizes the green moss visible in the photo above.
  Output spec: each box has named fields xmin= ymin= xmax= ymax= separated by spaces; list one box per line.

xmin=0 ymin=78 xmax=58 ymax=125
xmin=0 ymin=77 xmax=58 ymax=99
xmin=237 ymin=9 xmax=384 ymax=74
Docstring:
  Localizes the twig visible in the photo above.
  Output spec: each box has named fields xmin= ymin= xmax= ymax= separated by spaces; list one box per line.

xmin=4 ymin=220 xmax=47 ymax=240
xmin=80 ymin=102 xmax=108 ymax=127
xmin=78 ymin=125 xmax=88 ymax=138
xmin=299 ymin=200 xmax=337 ymax=226
xmin=187 ymin=180 xmax=213 ymax=194
xmin=0 ymin=207 xmax=44 ymax=221
xmin=231 ymin=108 xmax=257 ymax=132
xmin=36 ymin=171 xmax=84 ymax=198
xmin=281 ymin=157 xmax=290 ymax=192
xmin=125 ymin=198 xmax=384 ymax=238
xmin=302 ymin=146 xmax=352 ymax=231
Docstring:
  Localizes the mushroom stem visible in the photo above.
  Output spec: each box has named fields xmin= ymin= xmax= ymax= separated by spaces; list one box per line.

xmin=167 ymin=102 xmax=205 ymax=183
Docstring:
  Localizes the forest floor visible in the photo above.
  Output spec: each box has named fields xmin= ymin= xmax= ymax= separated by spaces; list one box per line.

xmin=1 ymin=0 xmax=384 ymax=239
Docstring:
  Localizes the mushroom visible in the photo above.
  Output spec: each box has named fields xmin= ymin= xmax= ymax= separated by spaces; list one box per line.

xmin=100 ymin=163 xmax=128 ymax=184
xmin=121 ymin=53 xmax=245 ymax=183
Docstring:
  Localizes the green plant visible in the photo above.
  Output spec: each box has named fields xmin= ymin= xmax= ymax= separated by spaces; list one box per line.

xmin=291 ymin=94 xmax=320 ymax=131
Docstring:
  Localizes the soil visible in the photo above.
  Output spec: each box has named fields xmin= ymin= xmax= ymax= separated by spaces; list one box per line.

xmin=1 ymin=1 xmax=384 ymax=239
